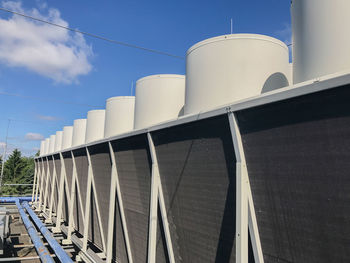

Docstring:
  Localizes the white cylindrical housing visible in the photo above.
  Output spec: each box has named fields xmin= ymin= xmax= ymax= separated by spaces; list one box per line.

xmin=72 ymin=119 xmax=87 ymax=147
xmin=185 ymin=34 xmax=290 ymax=115
xmin=49 ymin=135 xmax=56 ymax=154
xmin=292 ymin=0 xmax=350 ymax=84
xmin=54 ymin=131 xmax=63 ymax=152
xmin=85 ymin=110 xmax=106 ymax=143
xmin=134 ymin=74 xmax=185 ymax=129
xmin=40 ymin=140 xmax=45 ymax=156
xmin=61 ymin=126 xmax=73 ymax=150
xmin=104 ymin=96 xmax=135 ymax=138
xmin=44 ymin=138 xmax=50 ymax=155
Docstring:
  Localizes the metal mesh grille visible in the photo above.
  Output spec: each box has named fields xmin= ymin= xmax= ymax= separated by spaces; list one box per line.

xmin=53 ymin=155 xmax=61 ymax=213
xmin=237 ymin=85 xmax=350 ymax=263
xmin=111 ymin=135 xmax=152 ymax=263
xmin=46 ymin=157 xmax=54 ymax=209
xmin=72 ymin=149 xmax=89 ymax=234
xmin=89 ymin=143 xmax=112 ymax=251
xmin=89 ymin=188 xmax=103 ymax=250
xmin=62 ymin=152 xmax=73 ymax=224
xmin=41 ymin=159 xmax=47 ymax=206
xmin=152 ymin=115 xmax=237 ymax=263
xmin=156 ymin=204 xmax=170 ymax=263
xmin=112 ymin=191 xmax=128 ymax=263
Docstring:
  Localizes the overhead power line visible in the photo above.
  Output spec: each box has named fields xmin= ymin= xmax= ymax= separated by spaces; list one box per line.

xmin=0 ymin=7 xmax=184 ymax=60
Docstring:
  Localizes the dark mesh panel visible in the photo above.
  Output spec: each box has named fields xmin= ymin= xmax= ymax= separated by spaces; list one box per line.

xmin=152 ymin=116 xmax=237 ymax=263
xmin=62 ymin=183 xmax=69 ymax=225
xmin=89 ymin=143 xmax=112 ymax=250
xmin=63 ymin=152 xmax=73 ymax=193
xmin=111 ymin=135 xmax=152 ymax=263
xmin=156 ymin=205 xmax=170 ymax=263
xmin=73 ymin=184 xmax=81 ymax=231
xmin=41 ymin=160 xmax=47 ymax=206
xmin=88 ymin=188 xmax=103 ymax=250
xmin=73 ymin=148 xmax=89 ymax=234
xmin=236 ymin=85 xmax=350 ymax=263
xmin=63 ymin=152 xmax=73 ymax=224
xmin=53 ymin=155 xmax=61 ymax=213
xmin=112 ymin=192 xmax=128 ymax=263
xmin=47 ymin=158 xmax=54 ymax=209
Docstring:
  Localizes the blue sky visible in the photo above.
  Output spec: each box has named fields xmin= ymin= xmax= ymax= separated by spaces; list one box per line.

xmin=0 ymin=0 xmax=291 ymax=156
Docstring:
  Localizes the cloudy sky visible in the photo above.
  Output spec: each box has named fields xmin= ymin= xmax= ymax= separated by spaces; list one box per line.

xmin=0 ymin=0 xmax=291 ymax=156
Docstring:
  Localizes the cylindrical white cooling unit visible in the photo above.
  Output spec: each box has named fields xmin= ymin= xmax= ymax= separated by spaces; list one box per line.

xmin=184 ymin=34 xmax=290 ymax=115
xmin=61 ymin=126 xmax=73 ymax=150
xmin=54 ymin=131 xmax=63 ymax=152
xmin=134 ymin=74 xmax=185 ymax=129
xmin=85 ymin=110 xmax=106 ymax=144
xmin=104 ymin=96 xmax=135 ymax=138
xmin=72 ymin=119 xmax=87 ymax=147
xmin=44 ymin=138 xmax=50 ymax=155
xmin=292 ymin=0 xmax=350 ymax=84
xmin=49 ymin=135 xmax=56 ymax=154
xmin=39 ymin=140 xmax=45 ymax=156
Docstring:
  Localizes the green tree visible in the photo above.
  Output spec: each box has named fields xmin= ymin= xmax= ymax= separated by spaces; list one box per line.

xmin=4 ymin=149 xmax=25 ymax=183
xmin=1 ymin=149 xmax=34 ymax=196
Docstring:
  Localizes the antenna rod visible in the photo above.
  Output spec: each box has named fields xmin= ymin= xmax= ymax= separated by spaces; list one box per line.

xmin=230 ymin=18 xmax=233 ymax=34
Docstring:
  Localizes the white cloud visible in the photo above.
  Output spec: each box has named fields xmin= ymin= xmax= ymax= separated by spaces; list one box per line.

xmin=0 ymin=1 xmax=93 ymax=83
xmin=36 ymin=114 xmax=60 ymax=121
xmin=25 ymin=132 xmax=44 ymax=141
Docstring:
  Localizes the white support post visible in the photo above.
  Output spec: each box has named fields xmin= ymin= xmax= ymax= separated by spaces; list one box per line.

xmin=228 ymin=112 xmax=249 ymax=263
xmin=147 ymin=133 xmax=159 ymax=263
xmin=53 ymin=153 xmax=67 ymax=233
xmin=106 ymin=142 xmax=133 ymax=263
xmin=248 ymin=181 xmax=264 ymax=263
xmin=147 ymin=133 xmax=175 ymax=263
xmin=43 ymin=158 xmax=51 ymax=213
xmin=82 ymin=147 xmax=93 ymax=252
xmin=32 ymin=161 xmax=37 ymax=202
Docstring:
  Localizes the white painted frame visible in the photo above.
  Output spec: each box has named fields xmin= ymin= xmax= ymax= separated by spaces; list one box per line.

xmin=147 ymin=133 xmax=175 ymax=263
xmin=228 ymin=111 xmax=264 ymax=263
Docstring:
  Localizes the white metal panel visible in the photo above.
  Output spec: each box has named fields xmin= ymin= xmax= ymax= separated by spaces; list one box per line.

xmin=185 ymin=34 xmax=290 ymax=114
xmin=85 ymin=110 xmax=106 ymax=143
xmin=54 ymin=131 xmax=63 ymax=152
xmin=72 ymin=119 xmax=87 ymax=147
xmin=49 ymin=135 xmax=56 ymax=154
xmin=104 ymin=96 xmax=135 ymax=138
xmin=292 ymin=0 xmax=350 ymax=83
xmin=62 ymin=126 xmax=73 ymax=150
xmin=134 ymin=74 xmax=185 ymax=129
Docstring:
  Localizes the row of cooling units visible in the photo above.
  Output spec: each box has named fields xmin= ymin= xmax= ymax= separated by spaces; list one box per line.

xmin=33 ymin=1 xmax=350 ymax=263
xmin=39 ymin=0 xmax=350 ymax=155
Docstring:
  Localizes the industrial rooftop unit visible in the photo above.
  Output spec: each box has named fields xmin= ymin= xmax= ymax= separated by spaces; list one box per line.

xmin=32 ymin=0 xmax=350 ymax=262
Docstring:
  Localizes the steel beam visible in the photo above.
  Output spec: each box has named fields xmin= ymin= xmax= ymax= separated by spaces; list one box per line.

xmin=228 ymin=112 xmax=249 ymax=263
